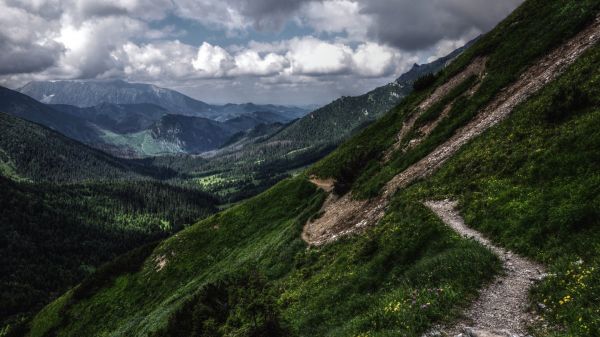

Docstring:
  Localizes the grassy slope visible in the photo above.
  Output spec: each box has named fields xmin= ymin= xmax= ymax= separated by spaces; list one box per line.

xmin=0 ymin=112 xmax=174 ymax=183
xmin=20 ymin=1 xmax=600 ymax=336
xmin=0 ymin=177 xmax=217 ymax=329
xmin=24 ymin=177 xmax=498 ymax=337
xmin=410 ymin=43 xmax=600 ymax=336
xmin=309 ymin=0 xmax=599 ymax=199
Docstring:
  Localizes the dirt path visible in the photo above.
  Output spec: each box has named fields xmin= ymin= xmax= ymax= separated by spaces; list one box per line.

xmin=303 ymin=15 xmax=600 ymax=247
xmin=424 ymin=200 xmax=546 ymax=337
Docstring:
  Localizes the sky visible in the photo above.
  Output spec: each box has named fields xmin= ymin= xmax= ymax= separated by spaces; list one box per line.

xmin=0 ymin=0 xmax=523 ymax=105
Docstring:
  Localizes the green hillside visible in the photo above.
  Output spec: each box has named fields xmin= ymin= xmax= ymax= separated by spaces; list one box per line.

xmin=0 ymin=114 xmax=219 ymax=329
xmin=0 ymin=112 xmax=174 ymax=183
xmin=16 ymin=1 xmax=600 ymax=337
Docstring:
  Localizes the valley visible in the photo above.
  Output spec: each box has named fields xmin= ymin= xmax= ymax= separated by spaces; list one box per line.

xmin=1 ymin=0 xmax=599 ymax=336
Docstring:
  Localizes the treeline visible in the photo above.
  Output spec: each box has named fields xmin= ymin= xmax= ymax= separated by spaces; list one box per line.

xmin=0 ymin=176 xmax=217 ymax=326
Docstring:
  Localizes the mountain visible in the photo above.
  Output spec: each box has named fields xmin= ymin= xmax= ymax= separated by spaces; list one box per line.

xmin=150 ymin=115 xmax=236 ymax=154
xmin=52 ymin=102 xmax=169 ymax=133
xmin=0 ymin=112 xmax=219 ymax=326
xmin=0 ymin=86 xmax=102 ymax=145
xmin=19 ymin=80 xmax=215 ymax=117
xmin=220 ymin=103 xmax=307 ymax=121
xmin=92 ymin=113 xmax=289 ymax=157
xmin=19 ymin=1 xmax=600 ymax=337
xmin=0 ymin=111 xmax=174 ymax=182
xmin=18 ymin=80 xmax=308 ymax=121
xmin=269 ymin=38 xmax=475 ymax=147
xmin=190 ymin=40 xmax=476 ymax=200
xmin=0 ymin=85 xmax=299 ymax=158
xmin=0 ymin=176 xmax=217 ymax=326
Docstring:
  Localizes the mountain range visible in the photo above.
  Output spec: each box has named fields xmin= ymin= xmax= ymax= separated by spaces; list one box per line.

xmin=19 ymin=80 xmax=307 ymax=121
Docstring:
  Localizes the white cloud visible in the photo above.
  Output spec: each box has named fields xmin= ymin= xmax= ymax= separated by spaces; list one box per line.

xmin=192 ymin=42 xmax=235 ymax=77
xmin=352 ymin=42 xmax=399 ymax=77
xmin=286 ymin=37 xmax=353 ymax=76
xmin=231 ymin=50 xmax=288 ymax=76
xmin=113 ymin=37 xmax=410 ymax=82
xmin=116 ymin=41 xmax=196 ymax=80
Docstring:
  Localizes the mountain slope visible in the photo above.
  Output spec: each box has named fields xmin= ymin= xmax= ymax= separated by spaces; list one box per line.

xmin=0 ymin=86 xmax=102 ymax=145
xmin=269 ymin=40 xmax=474 ymax=147
xmin=0 ymin=111 xmax=176 ymax=183
xmin=20 ymin=1 xmax=600 ymax=337
xmin=19 ymin=80 xmax=307 ymax=121
xmin=0 ymin=176 xmax=217 ymax=328
xmin=0 ymin=113 xmax=219 ymax=326
xmin=51 ymin=103 xmax=169 ymax=133
xmin=96 ymin=113 xmax=287 ymax=157
xmin=192 ymin=41 xmax=475 ymax=195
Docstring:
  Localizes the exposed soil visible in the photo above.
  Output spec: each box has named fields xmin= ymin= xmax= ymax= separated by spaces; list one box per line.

xmin=424 ymin=200 xmax=546 ymax=337
xmin=384 ymin=57 xmax=488 ymax=161
xmin=303 ymin=16 xmax=600 ymax=247
xmin=308 ymin=176 xmax=335 ymax=193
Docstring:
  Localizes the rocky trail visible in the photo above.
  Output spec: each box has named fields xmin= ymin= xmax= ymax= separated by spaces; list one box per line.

xmin=303 ymin=15 xmax=600 ymax=247
xmin=424 ymin=200 xmax=546 ymax=337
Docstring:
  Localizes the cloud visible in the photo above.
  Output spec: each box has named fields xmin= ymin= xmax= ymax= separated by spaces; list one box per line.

xmin=0 ymin=0 xmax=523 ymax=105
xmin=231 ymin=50 xmax=288 ymax=76
xmin=192 ymin=42 xmax=235 ymax=77
xmin=286 ymin=37 xmax=352 ymax=76
xmin=359 ymin=0 xmax=523 ymax=50
xmin=0 ymin=4 xmax=63 ymax=75
xmin=186 ymin=37 xmax=411 ymax=79
xmin=115 ymin=41 xmax=197 ymax=80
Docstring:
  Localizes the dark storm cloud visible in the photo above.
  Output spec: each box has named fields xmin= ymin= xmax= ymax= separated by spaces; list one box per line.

xmin=236 ymin=0 xmax=313 ymax=30
xmin=0 ymin=35 xmax=62 ymax=75
xmin=360 ymin=0 xmax=523 ymax=50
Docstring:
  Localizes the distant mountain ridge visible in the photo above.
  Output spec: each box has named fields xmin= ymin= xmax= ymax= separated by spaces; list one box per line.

xmin=269 ymin=38 xmax=477 ymax=147
xmin=18 ymin=80 xmax=308 ymax=121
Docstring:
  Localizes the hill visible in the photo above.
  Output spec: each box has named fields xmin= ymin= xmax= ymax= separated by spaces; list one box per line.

xmin=0 ymin=86 xmax=102 ymax=145
xmin=51 ymin=103 xmax=169 ymax=134
xmin=0 ymin=112 xmax=178 ymax=183
xmin=0 ymin=86 xmax=297 ymax=158
xmin=18 ymin=80 xmax=307 ymax=121
xmin=96 ymin=113 xmax=288 ymax=157
xmin=0 ymin=113 xmax=219 ymax=326
xmin=184 ymin=44 xmax=474 ymax=203
xmin=14 ymin=1 xmax=600 ymax=336
xmin=0 ymin=176 xmax=217 ymax=327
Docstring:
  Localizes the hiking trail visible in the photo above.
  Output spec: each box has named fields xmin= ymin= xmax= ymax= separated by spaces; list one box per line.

xmin=423 ymin=200 xmax=546 ymax=337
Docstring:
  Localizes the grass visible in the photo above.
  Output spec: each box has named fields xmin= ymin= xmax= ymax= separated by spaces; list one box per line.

xmin=309 ymin=0 xmax=600 ymax=201
xmin=408 ymin=43 xmax=600 ymax=336
xmin=23 ymin=175 xmax=500 ymax=337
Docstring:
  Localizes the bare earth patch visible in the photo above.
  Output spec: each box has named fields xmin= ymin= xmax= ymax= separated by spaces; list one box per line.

xmin=154 ymin=254 xmax=168 ymax=272
xmin=384 ymin=57 xmax=488 ymax=160
xmin=424 ymin=200 xmax=546 ymax=337
xmin=308 ymin=176 xmax=335 ymax=193
xmin=303 ymin=16 xmax=600 ymax=247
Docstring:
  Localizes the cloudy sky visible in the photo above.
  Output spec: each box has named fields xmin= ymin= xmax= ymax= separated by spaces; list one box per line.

xmin=0 ymin=0 xmax=523 ymax=105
